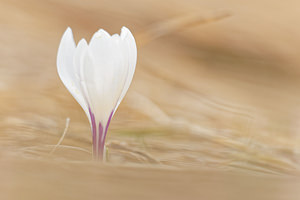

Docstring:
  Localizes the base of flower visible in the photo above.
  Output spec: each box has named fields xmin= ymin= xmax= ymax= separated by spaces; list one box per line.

xmin=89 ymin=109 xmax=114 ymax=161
xmin=93 ymin=144 xmax=106 ymax=161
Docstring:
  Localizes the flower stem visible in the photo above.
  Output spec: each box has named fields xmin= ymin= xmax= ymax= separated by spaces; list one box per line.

xmin=89 ymin=109 xmax=114 ymax=161
xmin=97 ymin=123 xmax=104 ymax=160
xmin=89 ymin=109 xmax=97 ymax=159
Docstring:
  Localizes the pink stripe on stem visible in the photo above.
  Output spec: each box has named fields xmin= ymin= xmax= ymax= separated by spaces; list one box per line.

xmin=97 ymin=123 xmax=104 ymax=160
xmin=100 ymin=111 xmax=114 ymax=151
xmin=89 ymin=109 xmax=114 ymax=161
xmin=89 ymin=108 xmax=97 ymax=158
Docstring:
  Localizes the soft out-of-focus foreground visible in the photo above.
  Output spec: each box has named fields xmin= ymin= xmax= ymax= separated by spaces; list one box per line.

xmin=1 ymin=0 xmax=300 ymax=199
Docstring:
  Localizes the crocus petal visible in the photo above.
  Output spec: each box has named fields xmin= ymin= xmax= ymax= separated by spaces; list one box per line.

xmin=85 ymin=30 xmax=128 ymax=124
xmin=114 ymin=27 xmax=137 ymax=113
xmin=73 ymin=39 xmax=91 ymax=119
xmin=57 ymin=28 xmax=89 ymax=118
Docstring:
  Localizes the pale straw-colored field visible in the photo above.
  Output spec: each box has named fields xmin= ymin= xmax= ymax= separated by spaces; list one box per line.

xmin=1 ymin=0 xmax=300 ymax=199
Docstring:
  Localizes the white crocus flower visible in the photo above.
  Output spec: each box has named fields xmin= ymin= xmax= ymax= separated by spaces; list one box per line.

xmin=57 ymin=27 xmax=137 ymax=160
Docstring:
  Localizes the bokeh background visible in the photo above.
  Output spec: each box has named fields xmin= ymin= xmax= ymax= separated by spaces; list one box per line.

xmin=1 ymin=0 xmax=300 ymax=199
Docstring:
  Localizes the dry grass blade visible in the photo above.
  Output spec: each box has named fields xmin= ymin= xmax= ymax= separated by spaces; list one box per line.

xmin=50 ymin=118 xmax=70 ymax=154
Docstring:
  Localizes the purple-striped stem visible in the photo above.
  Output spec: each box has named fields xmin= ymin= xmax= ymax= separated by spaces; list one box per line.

xmin=89 ymin=108 xmax=114 ymax=160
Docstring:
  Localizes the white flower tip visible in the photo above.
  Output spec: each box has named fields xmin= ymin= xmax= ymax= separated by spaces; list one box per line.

xmin=90 ymin=29 xmax=111 ymax=44
xmin=57 ymin=27 xmax=75 ymax=67
xmin=95 ymin=29 xmax=111 ymax=38
xmin=77 ymin=38 xmax=88 ymax=46
xmin=66 ymin=26 xmax=72 ymax=32
xmin=59 ymin=27 xmax=75 ymax=50
xmin=63 ymin=27 xmax=73 ymax=38
xmin=121 ymin=26 xmax=130 ymax=39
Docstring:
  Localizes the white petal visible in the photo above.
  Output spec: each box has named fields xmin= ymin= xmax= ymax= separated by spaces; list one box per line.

xmin=114 ymin=27 xmax=137 ymax=113
xmin=84 ymin=31 xmax=128 ymax=124
xmin=74 ymin=39 xmax=88 ymax=80
xmin=73 ymin=39 xmax=91 ymax=118
xmin=57 ymin=28 xmax=89 ymax=117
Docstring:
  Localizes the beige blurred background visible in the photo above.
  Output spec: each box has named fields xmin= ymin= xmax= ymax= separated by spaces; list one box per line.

xmin=1 ymin=0 xmax=300 ymax=199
